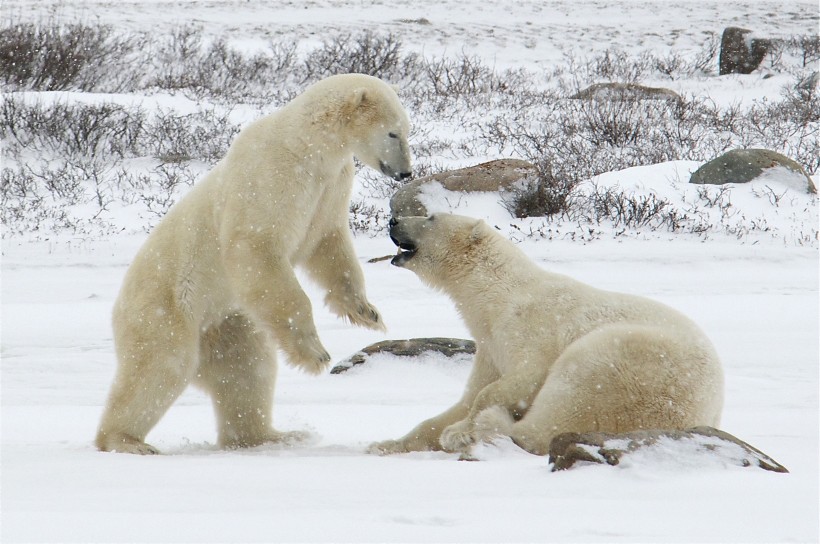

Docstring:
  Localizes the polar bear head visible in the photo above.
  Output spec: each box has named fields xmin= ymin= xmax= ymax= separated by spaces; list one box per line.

xmin=343 ymin=78 xmax=412 ymax=182
xmin=389 ymin=213 xmax=494 ymax=289
xmin=304 ymin=74 xmax=412 ymax=181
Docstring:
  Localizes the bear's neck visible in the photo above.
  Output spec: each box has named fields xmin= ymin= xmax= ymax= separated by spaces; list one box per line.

xmin=436 ymin=239 xmax=549 ymax=336
xmin=260 ymin=105 xmax=349 ymax=152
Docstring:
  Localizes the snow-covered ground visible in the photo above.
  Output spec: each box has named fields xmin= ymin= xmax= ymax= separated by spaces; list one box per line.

xmin=2 ymin=1 xmax=819 ymax=542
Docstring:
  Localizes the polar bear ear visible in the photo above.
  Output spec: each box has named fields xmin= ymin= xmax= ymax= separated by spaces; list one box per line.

xmin=351 ymin=87 xmax=367 ymax=105
xmin=341 ymin=88 xmax=372 ymax=123
xmin=469 ymin=219 xmax=486 ymax=242
xmin=349 ymin=88 xmax=371 ymax=110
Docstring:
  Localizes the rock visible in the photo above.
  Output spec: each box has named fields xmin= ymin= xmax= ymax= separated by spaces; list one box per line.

xmin=690 ymin=148 xmax=816 ymax=194
xmin=397 ymin=17 xmax=432 ymax=26
xmin=570 ymin=82 xmax=682 ymax=103
xmin=390 ymin=159 xmax=538 ymax=218
xmin=719 ymin=27 xmax=771 ymax=75
xmin=548 ymin=426 xmax=789 ymax=473
xmin=330 ymin=337 xmax=475 ymax=374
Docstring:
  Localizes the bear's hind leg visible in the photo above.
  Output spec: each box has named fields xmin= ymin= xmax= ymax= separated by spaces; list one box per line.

xmin=97 ymin=315 xmax=199 ymax=454
xmin=197 ymin=313 xmax=306 ymax=449
xmin=508 ymin=324 xmax=721 ymax=456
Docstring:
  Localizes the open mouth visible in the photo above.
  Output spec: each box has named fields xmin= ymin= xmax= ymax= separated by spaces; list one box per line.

xmin=390 ymin=237 xmax=417 ymax=267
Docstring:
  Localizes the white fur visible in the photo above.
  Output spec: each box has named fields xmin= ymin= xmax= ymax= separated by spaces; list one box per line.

xmin=369 ymin=214 xmax=724 ymax=457
xmin=97 ymin=74 xmax=412 ymax=454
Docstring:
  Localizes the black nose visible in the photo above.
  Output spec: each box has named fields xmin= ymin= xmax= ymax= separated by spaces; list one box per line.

xmin=396 ymin=171 xmax=412 ymax=181
xmin=388 ymin=217 xmax=399 ymax=228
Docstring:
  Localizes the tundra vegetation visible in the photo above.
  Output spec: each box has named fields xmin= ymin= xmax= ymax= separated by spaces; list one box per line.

xmin=1 ymin=21 xmax=817 ymax=240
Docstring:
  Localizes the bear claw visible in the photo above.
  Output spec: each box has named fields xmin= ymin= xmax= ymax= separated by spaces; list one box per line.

xmin=439 ymin=420 xmax=477 ymax=452
xmin=366 ymin=439 xmax=407 ymax=455
xmin=284 ymin=340 xmax=331 ymax=374
xmin=97 ymin=433 xmax=160 ymax=455
xmin=345 ymin=303 xmax=386 ymax=332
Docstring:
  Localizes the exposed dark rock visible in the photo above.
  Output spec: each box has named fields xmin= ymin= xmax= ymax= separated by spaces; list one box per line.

xmin=397 ymin=17 xmax=432 ymax=25
xmin=570 ymin=82 xmax=682 ymax=102
xmin=719 ymin=27 xmax=771 ymax=75
xmin=390 ymin=159 xmax=538 ymax=218
xmin=548 ymin=426 xmax=789 ymax=473
xmin=690 ymin=148 xmax=816 ymax=194
xmin=330 ymin=337 xmax=475 ymax=374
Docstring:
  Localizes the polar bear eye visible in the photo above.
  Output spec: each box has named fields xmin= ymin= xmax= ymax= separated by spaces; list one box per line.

xmin=388 ymin=132 xmax=398 ymax=139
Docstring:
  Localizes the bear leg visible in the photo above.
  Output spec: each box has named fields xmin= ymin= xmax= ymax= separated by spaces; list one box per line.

xmin=510 ymin=324 xmax=722 ymax=456
xmin=97 ymin=315 xmax=199 ymax=454
xmin=304 ymin=227 xmax=386 ymax=332
xmin=223 ymin=240 xmax=331 ymax=375
xmin=197 ymin=313 xmax=303 ymax=449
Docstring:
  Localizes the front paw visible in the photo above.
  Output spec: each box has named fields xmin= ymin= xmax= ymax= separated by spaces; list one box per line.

xmin=282 ymin=333 xmax=331 ymax=375
xmin=439 ymin=419 xmax=476 ymax=452
xmin=347 ymin=301 xmax=386 ymax=332
xmin=366 ymin=439 xmax=409 ymax=455
xmin=327 ymin=293 xmax=386 ymax=332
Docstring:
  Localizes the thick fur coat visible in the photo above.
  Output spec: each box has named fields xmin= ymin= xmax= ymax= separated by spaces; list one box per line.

xmin=97 ymin=74 xmax=412 ymax=454
xmin=370 ymin=214 xmax=724 ymax=456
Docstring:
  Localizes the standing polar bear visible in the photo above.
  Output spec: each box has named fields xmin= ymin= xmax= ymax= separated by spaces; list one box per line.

xmin=97 ymin=74 xmax=412 ymax=454
xmin=370 ymin=214 xmax=723 ymax=457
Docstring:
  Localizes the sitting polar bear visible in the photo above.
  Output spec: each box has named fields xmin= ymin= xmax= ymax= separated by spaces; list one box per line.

xmin=96 ymin=74 xmax=412 ymax=454
xmin=369 ymin=214 xmax=724 ymax=457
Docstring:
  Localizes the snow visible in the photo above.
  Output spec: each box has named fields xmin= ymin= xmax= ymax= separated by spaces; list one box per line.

xmin=4 ymin=230 xmax=817 ymax=543
xmin=2 ymin=0 xmax=819 ymax=542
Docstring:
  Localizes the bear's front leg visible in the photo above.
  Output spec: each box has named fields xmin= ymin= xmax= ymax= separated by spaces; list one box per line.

xmin=326 ymin=288 xmax=385 ymax=331
xmin=367 ymin=402 xmax=469 ymax=455
xmin=439 ymin=418 xmax=477 ymax=453
xmin=224 ymin=237 xmax=331 ymax=375
xmin=440 ymin=362 xmax=549 ymax=453
xmin=369 ymin=352 xmax=501 ymax=456
xmin=278 ymin=320 xmax=331 ymax=375
xmin=305 ymin=227 xmax=386 ymax=332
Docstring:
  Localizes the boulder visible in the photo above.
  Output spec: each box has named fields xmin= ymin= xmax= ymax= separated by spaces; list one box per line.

xmin=689 ymin=148 xmax=816 ymax=194
xmin=719 ymin=27 xmax=771 ymax=75
xmin=548 ymin=426 xmax=789 ymax=473
xmin=570 ymin=82 xmax=682 ymax=103
xmin=390 ymin=159 xmax=538 ymax=218
xmin=330 ymin=337 xmax=475 ymax=374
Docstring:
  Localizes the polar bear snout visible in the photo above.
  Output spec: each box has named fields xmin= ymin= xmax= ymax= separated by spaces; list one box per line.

xmin=389 ymin=218 xmax=419 ymax=267
xmin=388 ymin=215 xmax=457 ymax=268
xmin=370 ymin=127 xmax=412 ymax=181
xmin=380 ymin=160 xmax=412 ymax=182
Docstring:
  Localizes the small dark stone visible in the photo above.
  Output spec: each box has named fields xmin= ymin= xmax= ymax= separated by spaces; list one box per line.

xmin=397 ymin=17 xmax=432 ymax=26
xmin=330 ymin=337 xmax=476 ymax=374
